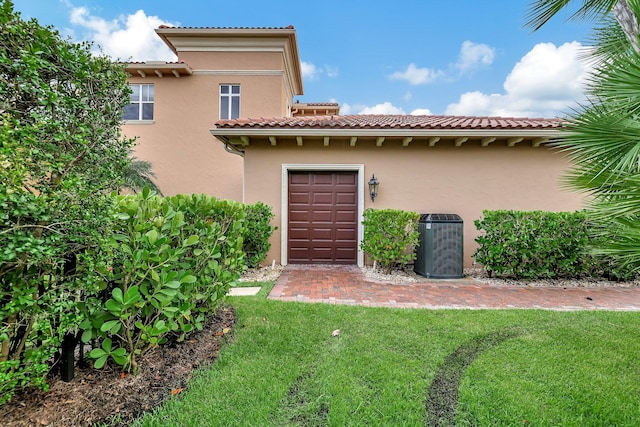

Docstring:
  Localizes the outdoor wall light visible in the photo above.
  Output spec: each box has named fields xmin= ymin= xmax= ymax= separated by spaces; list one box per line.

xmin=368 ymin=174 xmax=379 ymax=202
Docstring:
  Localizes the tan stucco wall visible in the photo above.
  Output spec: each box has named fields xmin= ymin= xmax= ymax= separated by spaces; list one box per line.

xmin=242 ymin=140 xmax=585 ymax=268
xmin=177 ymin=51 xmax=284 ymax=72
xmin=123 ymin=67 xmax=288 ymax=198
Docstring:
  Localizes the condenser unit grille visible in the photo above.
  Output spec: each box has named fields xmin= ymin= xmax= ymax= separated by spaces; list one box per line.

xmin=414 ymin=213 xmax=463 ymax=279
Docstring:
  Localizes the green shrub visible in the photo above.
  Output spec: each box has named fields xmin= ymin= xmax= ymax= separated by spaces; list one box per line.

xmin=473 ymin=210 xmax=636 ymax=279
xmin=243 ymin=202 xmax=276 ymax=268
xmin=0 ymin=2 xmax=132 ymax=403
xmin=360 ymin=209 xmax=419 ymax=274
xmin=167 ymin=193 xmax=247 ymax=306
xmin=81 ymin=190 xmax=246 ymax=372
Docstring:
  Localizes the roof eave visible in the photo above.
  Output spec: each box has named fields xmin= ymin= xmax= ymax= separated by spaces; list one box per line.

xmin=210 ymin=127 xmax=562 ymax=149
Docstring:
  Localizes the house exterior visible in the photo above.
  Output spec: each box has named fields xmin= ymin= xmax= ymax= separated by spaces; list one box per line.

xmin=122 ymin=26 xmax=305 ymax=199
xmin=124 ymin=26 xmax=584 ymax=269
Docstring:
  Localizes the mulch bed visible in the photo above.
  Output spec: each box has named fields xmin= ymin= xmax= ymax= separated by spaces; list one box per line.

xmin=1 ymin=306 xmax=236 ymax=427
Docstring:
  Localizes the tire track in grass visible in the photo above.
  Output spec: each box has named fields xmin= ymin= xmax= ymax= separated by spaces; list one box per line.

xmin=272 ymin=333 xmax=343 ymax=426
xmin=426 ymin=330 xmax=522 ymax=427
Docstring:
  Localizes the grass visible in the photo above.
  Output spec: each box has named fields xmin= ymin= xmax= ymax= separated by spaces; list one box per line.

xmin=135 ymin=282 xmax=640 ymax=426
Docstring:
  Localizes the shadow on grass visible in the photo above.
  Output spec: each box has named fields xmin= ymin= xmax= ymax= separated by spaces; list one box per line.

xmin=426 ymin=329 xmax=522 ymax=427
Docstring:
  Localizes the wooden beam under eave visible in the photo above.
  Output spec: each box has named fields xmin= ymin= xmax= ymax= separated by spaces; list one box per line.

xmin=402 ymin=137 xmax=413 ymax=147
xmin=350 ymin=136 xmax=357 ymax=147
xmin=455 ymin=137 xmax=469 ymax=147
xmin=137 ymin=70 xmax=146 ymax=78
xmin=428 ymin=137 xmax=440 ymax=147
xmin=481 ymin=137 xmax=496 ymax=147
xmin=323 ymin=136 xmax=330 ymax=147
xmin=507 ymin=137 xmax=524 ymax=147
xmin=154 ymin=70 xmax=163 ymax=78
xmin=172 ymin=70 xmax=180 ymax=78
xmin=269 ymin=136 xmax=277 ymax=146
xmin=296 ymin=136 xmax=303 ymax=146
xmin=532 ymin=137 xmax=549 ymax=147
xmin=376 ymin=137 xmax=385 ymax=147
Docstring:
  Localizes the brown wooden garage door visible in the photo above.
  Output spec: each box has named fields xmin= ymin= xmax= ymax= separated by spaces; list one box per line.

xmin=288 ymin=171 xmax=358 ymax=264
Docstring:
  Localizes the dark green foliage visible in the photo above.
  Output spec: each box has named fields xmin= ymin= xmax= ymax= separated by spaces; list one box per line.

xmin=360 ymin=208 xmax=419 ymax=274
xmin=242 ymin=202 xmax=276 ymax=268
xmin=0 ymin=1 xmax=133 ymax=403
xmin=474 ymin=210 xmax=635 ymax=279
xmin=81 ymin=190 xmax=246 ymax=372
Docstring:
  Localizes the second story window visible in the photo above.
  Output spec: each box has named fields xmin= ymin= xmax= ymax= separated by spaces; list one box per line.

xmin=220 ymin=84 xmax=240 ymax=119
xmin=122 ymin=84 xmax=154 ymax=121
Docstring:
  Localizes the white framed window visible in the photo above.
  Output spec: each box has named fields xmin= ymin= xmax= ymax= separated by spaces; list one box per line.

xmin=220 ymin=84 xmax=240 ymax=119
xmin=122 ymin=84 xmax=154 ymax=121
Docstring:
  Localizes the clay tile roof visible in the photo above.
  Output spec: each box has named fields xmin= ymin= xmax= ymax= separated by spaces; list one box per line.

xmin=214 ymin=114 xmax=564 ymax=130
xmin=157 ymin=25 xmax=295 ymax=30
xmin=123 ymin=61 xmax=188 ymax=65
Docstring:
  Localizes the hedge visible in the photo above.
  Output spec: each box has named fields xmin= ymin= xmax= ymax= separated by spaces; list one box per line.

xmin=474 ymin=210 xmax=635 ymax=280
xmin=360 ymin=208 xmax=419 ymax=274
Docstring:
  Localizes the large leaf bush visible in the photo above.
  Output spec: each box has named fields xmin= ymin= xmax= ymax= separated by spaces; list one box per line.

xmin=360 ymin=209 xmax=419 ymax=274
xmin=80 ymin=190 xmax=247 ymax=372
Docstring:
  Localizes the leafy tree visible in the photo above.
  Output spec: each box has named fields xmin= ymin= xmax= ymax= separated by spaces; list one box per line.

xmin=0 ymin=0 xmax=134 ymax=401
xmin=526 ymin=0 xmax=640 ymax=270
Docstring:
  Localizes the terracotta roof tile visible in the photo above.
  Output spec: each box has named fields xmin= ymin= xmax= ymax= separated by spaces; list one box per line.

xmin=123 ymin=61 xmax=188 ymax=65
xmin=157 ymin=25 xmax=294 ymax=30
xmin=215 ymin=114 xmax=564 ymax=130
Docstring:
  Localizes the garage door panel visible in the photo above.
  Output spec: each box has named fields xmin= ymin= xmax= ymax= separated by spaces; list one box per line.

xmin=289 ymin=192 xmax=311 ymax=204
xmin=311 ymin=210 xmax=332 ymax=222
xmin=288 ymin=171 xmax=357 ymax=264
xmin=336 ymin=192 xmax=356 ymax=204
xmin=312 ymin=174 xmax=334 ymax=185
xmin=289 ymin=227 xmax=310 ymax=240
xmin=289 ymin=210 xmax=310 ymax=222
xmin=311 ymin=247 xmax=333 ymax=260
xmin=335 ymin=210 xmax=356 ymax=222
xmin=313 ymin=192 xmax=333 ymax=205
xmin=310 ymin=228 xmax=332 ymax=240
xmin=336 ymin=173 xmax=357 ymax=185
xmin=290 ymin=174 xmax=311 ymax=185
xmin=335 ymin=228 xmax=356 ymax=241
xmin=335 ymin=247 xmax=357 ymax=261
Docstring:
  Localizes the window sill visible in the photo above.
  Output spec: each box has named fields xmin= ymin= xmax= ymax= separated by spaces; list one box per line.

xmin=122 ymin=120 xmax=155 ymax=125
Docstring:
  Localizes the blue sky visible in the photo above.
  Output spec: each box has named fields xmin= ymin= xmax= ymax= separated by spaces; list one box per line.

xmin=14 ymin=0 xmax=596 ymax=118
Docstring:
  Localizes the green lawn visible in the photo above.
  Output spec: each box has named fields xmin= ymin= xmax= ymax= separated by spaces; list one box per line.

xmin=135 ymin=283 xmax=640 ymax=426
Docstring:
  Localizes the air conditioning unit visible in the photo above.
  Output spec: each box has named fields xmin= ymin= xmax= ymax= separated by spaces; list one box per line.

xmin=414 ymin=213 xmax=463 ymax=279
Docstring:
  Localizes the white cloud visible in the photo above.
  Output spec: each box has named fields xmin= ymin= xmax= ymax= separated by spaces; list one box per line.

xmin=358 ymin=102 xmax=407 ymax=115
xmin=455 ymin=41 xmax=495 ymax=72
xmin=325 ymin=65 xmax=339 ymax=78
xmin=410 ymin=108 xmax=433 ymax=115
xmin=390 ymin=41 xmax=494 ymax=85
xmin=301 ymin=61 xmax=338 ymax=80
xmin=341 ymin=102 xmax=407 ymax=115
xmin=390 ymin=63 xmax=444 ymax=85
xmin=69 ymin=7 xmax=177 ymax=61
xmin=403 ymin=91 xmax=412 ymax=101
xmin=445 ymin=42 xmax=591 ymax=117
xmin=301 ymin=61 xmax=319 ymax=80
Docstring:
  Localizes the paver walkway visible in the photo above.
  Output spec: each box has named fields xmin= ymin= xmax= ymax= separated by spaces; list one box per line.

xmin=268 ymin=265 xmax=640 ymax=311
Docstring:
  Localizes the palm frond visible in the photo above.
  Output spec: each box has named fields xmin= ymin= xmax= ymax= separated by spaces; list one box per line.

xmin=121 ymin=155 xmax=163 ymax=195
xmin=525 ymin=0 xmax=619 ymax=31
